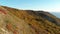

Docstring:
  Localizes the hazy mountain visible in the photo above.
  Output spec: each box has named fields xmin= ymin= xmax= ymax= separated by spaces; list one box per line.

xmin=0 ymin=6 xmax=60 ymax=34
xmin=49 ymin=12 xmax=60 ymax=18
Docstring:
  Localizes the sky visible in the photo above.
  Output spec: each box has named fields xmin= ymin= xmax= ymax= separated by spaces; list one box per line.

xmin=0 ymin=0 xmax=60 ymax=18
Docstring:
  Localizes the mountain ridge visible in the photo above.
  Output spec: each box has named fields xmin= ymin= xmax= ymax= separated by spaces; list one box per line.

xmin=0 ymin=6 xmax=60 ymax=34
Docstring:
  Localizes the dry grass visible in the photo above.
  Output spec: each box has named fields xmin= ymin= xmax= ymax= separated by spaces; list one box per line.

xmin=0 ymin=6 xmax=60 ymax=34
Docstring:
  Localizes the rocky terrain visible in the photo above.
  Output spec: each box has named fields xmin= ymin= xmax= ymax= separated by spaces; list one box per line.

xmin=0 ymin=6 xmax=60 ymax=34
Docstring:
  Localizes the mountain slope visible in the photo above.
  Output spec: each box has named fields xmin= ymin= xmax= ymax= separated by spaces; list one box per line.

xmin=0 ymin=6 xmax=60 ymax=34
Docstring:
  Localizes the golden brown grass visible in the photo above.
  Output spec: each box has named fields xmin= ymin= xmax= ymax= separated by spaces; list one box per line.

xmin=0 ymin=6 xmax=60 ymax=34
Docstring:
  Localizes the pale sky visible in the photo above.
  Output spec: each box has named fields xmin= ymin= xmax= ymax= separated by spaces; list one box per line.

xmin=0 ymin=0 xmax=60 ymax=12
xmin=0 ymin=0 xmax=60 ymax=18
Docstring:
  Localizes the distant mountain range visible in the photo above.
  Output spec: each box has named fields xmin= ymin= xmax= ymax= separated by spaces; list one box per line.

xmin=0 ymin=6 xmax=60 ymax=34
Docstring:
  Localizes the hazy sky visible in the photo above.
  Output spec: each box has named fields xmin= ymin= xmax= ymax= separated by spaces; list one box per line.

xmin=0 ymin=0 xmax=60 ymax=18
xmin=0 ymin=0 xmax=60 ymax=12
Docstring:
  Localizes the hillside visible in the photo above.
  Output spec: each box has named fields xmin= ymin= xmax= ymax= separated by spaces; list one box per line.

xmin=0 ymin=6 xmax=60 ymax=34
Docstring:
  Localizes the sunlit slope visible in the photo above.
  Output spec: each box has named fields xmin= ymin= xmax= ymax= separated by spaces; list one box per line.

xmin=0 ymin=6 xmax=60 ymax=34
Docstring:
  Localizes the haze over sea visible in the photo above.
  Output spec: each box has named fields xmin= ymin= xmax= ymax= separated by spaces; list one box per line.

xmin=50 ymin=12 xmax=60 ymax=18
